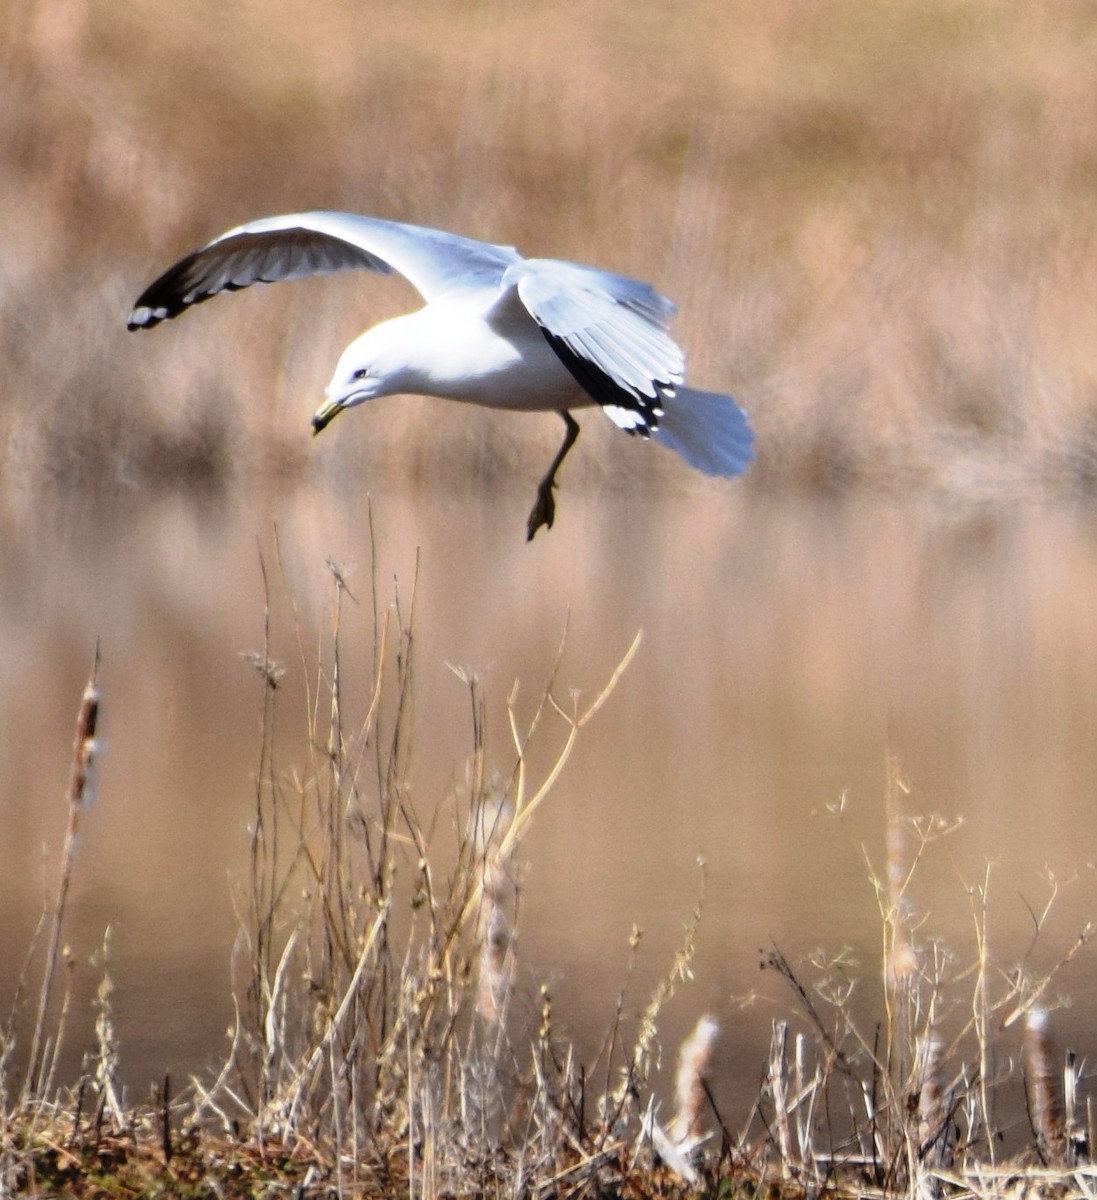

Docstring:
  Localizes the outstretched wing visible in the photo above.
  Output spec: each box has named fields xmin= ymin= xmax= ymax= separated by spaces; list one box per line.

xmin=502 ymin=258 xmax=684 ymax=434
xmin=128 ymin=212 xmax=521 ymax=329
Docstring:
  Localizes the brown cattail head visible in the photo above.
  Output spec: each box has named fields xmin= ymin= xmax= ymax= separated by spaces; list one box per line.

xmin=474 ymin=790 xmax=515 ymax=1035
xmin=916 ymin=1034 xmax=945 ymax=1164
xmin=67 ymin=643 xmax=102 ymax=811
xmin=1024 ymin=1007 xmax=1065 ymax=1163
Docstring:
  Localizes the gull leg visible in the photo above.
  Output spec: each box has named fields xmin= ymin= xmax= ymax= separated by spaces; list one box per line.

xmin=527 ymin=412 xmax=581 ymax=541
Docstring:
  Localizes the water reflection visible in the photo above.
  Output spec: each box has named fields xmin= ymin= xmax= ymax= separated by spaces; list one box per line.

xmin=4 ymin=480 xmax=1097 ymax=1119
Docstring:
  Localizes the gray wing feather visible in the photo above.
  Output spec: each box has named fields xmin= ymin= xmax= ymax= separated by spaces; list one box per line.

xmin=129 ymin=211 xmax=520 ymax=329
xmin=505 ymin=259 xmax=684 ymax=421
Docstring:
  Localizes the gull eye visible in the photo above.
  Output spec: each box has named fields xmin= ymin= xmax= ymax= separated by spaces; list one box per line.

xmin=352 ymin=367 xmax=370 ymax=381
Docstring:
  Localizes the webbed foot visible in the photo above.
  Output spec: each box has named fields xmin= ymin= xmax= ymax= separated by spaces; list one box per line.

xmin=526 ymin=480 xmax=558 ymax=541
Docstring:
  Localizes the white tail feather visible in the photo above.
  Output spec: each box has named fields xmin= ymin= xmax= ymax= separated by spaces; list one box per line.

xmin=649 ymin=387 xmax=754 ymax=477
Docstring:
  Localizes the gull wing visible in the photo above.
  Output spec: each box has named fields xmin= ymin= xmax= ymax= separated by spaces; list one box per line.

xmin=502 ymin=258 xmax=685 ymax=433
xmin=128 ymin=212 xmax=521 ymax=329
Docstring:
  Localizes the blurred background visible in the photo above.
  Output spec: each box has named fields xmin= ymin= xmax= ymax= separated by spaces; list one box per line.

xmin=5 ymin=0 xmax=1097 ymax=1127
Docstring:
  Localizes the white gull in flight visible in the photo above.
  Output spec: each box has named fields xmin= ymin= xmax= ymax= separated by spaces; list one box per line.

xmin=129 ymin=212 xmax=754 ymax=539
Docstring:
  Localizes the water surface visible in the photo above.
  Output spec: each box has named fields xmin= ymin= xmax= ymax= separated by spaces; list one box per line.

xmin=4 ymin=479 xmax=1097 ymax=1123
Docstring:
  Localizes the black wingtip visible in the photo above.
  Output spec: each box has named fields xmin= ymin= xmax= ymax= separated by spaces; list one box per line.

xmin=127 ymin=245 xmax=232 ymax=330
xmin=127 ymin=308 xmax=162 ymax=331
xmin=129 ymin=257 xmax=191 ymax=325
xmin=538 ymin=327 xmax=668 ymax=433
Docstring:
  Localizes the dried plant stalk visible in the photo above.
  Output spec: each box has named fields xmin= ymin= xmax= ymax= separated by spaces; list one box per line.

xmin=23 ymin=645 xmax=101 ymax=1107
xmin=93 ymin=929 xmax=125 ymax=1130
xmin=768 ymin=1020 xmax=794 ymax=1176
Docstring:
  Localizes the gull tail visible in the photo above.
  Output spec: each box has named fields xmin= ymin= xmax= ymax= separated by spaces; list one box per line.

xmin=651 ymin=387 xmax=754 ymax=477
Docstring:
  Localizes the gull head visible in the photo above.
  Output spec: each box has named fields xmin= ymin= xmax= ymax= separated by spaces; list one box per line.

xmin=311 ymin=322 xmax=412 ymax=435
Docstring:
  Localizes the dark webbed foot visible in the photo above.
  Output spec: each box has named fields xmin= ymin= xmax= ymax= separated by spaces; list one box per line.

xmin=525 ymin=412 xmax=580 ymax=542
xmin=526 ymin=479 xmax=558 ymax=541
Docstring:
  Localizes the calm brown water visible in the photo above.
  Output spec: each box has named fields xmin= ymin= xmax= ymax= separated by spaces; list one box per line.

xmin=5 ymin=477 xmax=1097 ymax=1122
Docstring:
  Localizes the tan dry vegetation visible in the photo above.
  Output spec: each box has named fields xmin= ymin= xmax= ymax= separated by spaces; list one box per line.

xmin=8 ymin=568 xmax=1097 ymax=1199
xmin=5 ymin=0 xmax=1097 ymax=509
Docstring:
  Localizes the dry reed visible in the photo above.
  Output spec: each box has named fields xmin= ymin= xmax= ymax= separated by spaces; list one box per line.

xmin=756 ymin=751 xmax=1097 ymax=1197
xmin=213 ymin=557 xmax=670 ymax=1193
xmin=5 ymin=583 xmax=1097 ymax=1196
xmin=21 ymin=644 xmax=101 ymax=1111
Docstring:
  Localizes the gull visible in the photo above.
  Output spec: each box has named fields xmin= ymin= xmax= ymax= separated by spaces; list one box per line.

xmin=128 ymin=212 xmax=754 ymax=539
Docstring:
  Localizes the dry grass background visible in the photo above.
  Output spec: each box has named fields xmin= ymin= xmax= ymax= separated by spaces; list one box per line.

xmin=6 ymin=0 xmax=1097 ymax=507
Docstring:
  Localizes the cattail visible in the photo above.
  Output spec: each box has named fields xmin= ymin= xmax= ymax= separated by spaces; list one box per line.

xmin=884 ymin=750 xmax=917 ymax=989
xmin=468 ymin=789 xmax=516 ymax=1147
xmin=67 ymin=644 xmax=102 ymax=811
xmin=916 ymin=1034 xmax=944 ymax=1162
xmin=1064 ymin=1049 xmax=1079 ymax=1165
xmin=476 ymin=905 xmax=512 ymax=1033
xmin=1024 ymin=1007 xmax=1065 ymax=1163
xmin=538 ymin=983 xmax=552 ymax=1044
xmin=473 ymin=790 xmax=515 ymax=1042
xmin=669 ymin=1015 xmax=719 ymax=1147
xmin=914 ymin=1031 xmax=946 ymax=1200
xmin=23 ymin=646 xmax=102 ymax=1105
